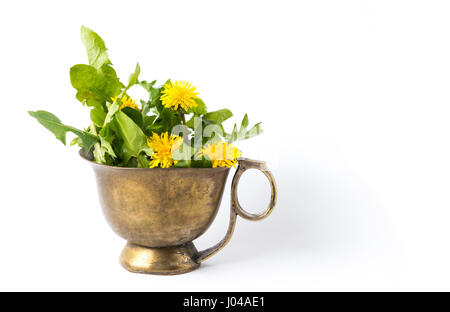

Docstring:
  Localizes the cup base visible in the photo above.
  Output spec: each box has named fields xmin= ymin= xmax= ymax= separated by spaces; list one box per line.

xmin=119 ymin=242 xmax=200 ymax=275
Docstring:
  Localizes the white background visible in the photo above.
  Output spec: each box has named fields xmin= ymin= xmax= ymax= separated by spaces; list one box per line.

xmin=1 ymin=0 xmax=450 ymax=291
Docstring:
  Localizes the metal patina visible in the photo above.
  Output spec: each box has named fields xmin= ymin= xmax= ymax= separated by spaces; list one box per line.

xmin=81 ymin=151 xmax=277 ymax=275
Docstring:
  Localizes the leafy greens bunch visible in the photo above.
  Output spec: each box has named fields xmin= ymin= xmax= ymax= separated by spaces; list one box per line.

xmin=29 ymin=26 xmax=262 ymax=168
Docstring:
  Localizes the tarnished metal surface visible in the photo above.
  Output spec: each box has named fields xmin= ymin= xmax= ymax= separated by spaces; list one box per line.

xmin=89 ymin=162 xmax=230 ymax=247
xmin=120 ymin=242 xmax=200 ymax=275
xmin=81 ymin=151 xmax=277 ymax=275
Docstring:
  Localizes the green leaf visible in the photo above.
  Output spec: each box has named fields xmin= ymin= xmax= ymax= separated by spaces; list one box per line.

xmin=124 ymin=155 xmax=138 ymax=167
xmin=151 ymin=87 xmax=164 ymax=113
xmin=103 ymin=101 xmax=120 ymax=126
xmin=126 ymin=63 xmax=140 ymax=90
xmin=174 ymin=160 xmax=191 ymax=168
xmin=240 ymin=114 xmax=249 ymax=130
xmin=230 ymin=124 xmax=238 ymax=143
xmin=70 ymin=64 xmax=122 ymax=106
xmin=117 ymin=143 xmax=133 ymax=164
xmin=186 ymin=115 xmax=195 ymax=129
xmin=191 ymin=98 xmax=207 ymax=115
xmin=143 ymin=115 xmax=157 ymax=135
xmin=73 ymin=27 xmax=123 ymax=107
xmin=80 ymin=26 xmax=111 ymax=69
xmin=114 ymin=110 xmax=147 ymax=161
xmin=203 ymin=109 xmax=233 ymax=124
xmin=191 ymin=159 xmax=212 ymax=168
xmin=90 ymin=106 xmax=106 ymax=127
xmin=93 ymin=143 xmax=106 ymax=163
xmin=140 ymin=100 xmax=154 ymax=115
xmin=153 ymin=79 xmax=171 ymax=113
xmin=122 ymin=107 xmax=143 ymax=128
xmin=228 ymin=122 xmax=263 ymax=142
xmin=154 ymin=108 xmax=181 ymax=133
xmin=70 ymin=137 xmax=81 ymax=147
xmin=139 ymin=80 xmax=157 ymax=92
xmin=100 ymin=64 xmax=124 ymax=88
xmin=28 ymin=110 xmax=98 ymax=154
xmin=139 ymin=80 xmax=157 ymax=93
xmin=136 ymin=154 xmax=149 ymax=168
xmin=98 ymin=125 xmax=117 ymax=159
xmin=243 ymin=122 xmax=263 ymax=140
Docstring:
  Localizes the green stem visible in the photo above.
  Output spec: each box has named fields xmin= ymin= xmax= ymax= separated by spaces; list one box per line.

xmin=90 ymin=122 xmax=98 ymax=136
xmin=137 ymin=153 xmax=148 ymax=168
xmin=179 ymin=109 xmax=187 ymax=126
xmin=90 ymin=123 xmax=105 ymax=164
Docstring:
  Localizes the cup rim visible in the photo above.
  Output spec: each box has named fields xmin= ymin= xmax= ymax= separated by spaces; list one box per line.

xmin=79 ymin=149 xmax=230 ymax=171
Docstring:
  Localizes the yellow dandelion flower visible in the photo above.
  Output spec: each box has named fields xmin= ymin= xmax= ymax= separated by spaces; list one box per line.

xmin=197 ymin=141 xmax=242 ymax=168
xmin=160 ymin=81 xmax=199 ymax=111
xmin=111 ymin=95 xmax=139 ymax=110
xmin=147 ymin=132 xmax=183 ymax=168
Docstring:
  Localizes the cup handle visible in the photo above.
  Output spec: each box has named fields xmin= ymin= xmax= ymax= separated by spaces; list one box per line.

xmin=195 ymin=158 xmax=277 ymax=263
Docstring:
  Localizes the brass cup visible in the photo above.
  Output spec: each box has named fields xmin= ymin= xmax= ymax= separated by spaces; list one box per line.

xmin=81 ymin=151 xmax=277 ymax=275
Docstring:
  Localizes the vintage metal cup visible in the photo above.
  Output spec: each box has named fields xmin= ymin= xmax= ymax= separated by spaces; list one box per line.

xmin=82 ymin=151 xmax=277 ymax=275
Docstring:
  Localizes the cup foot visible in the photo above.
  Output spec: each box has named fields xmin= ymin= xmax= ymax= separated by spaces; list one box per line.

xmin=119 ymin=242 xmax=200 ymax=275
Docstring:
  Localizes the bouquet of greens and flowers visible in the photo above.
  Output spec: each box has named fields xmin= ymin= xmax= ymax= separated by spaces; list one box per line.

xmin=29 ymin=26 xmax=262 ymax=169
